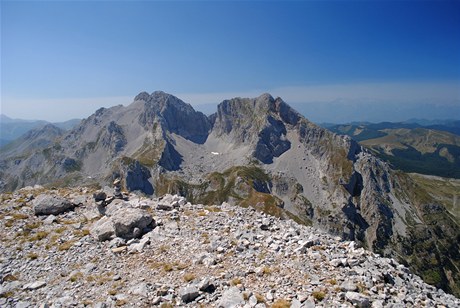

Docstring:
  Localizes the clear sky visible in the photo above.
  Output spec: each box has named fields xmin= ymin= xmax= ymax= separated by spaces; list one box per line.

xmin=1 ymin=0 xmax=459 ymax=123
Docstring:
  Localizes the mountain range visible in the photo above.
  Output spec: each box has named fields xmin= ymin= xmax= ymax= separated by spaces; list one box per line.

xmin=327 ymin=122 xmax=460 ymax=178
xmin=0 ymin=91 xmax=459 ymax=297
xmin=0 ymin=114 xmax=80 ymax=147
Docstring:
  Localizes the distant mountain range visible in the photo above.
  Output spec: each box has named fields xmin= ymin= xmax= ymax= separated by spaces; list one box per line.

xmin=326 ymin=121 xmax=460 ymax=178
xmin=0 ymin=91 xmax=459 ymax=296
xmin=0 ymin=114 xmax=81 ymax=147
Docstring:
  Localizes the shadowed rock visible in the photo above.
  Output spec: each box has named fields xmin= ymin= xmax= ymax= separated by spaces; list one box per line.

xmin=33 ymin=194 xmax=75 ymax=216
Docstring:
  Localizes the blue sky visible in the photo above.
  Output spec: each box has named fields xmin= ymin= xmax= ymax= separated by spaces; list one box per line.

xmin=1 ymin=1 xmax=459 ymax=123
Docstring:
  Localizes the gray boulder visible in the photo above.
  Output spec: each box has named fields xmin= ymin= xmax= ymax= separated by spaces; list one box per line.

xmin=90 ymin=216 xmax=115 ymax=241
xmin=179 ymin=285 xmax=200 ymax=303
xmin=345 ymin=291 xmax=370 ymax=308
xmin=33 ymin=194 xmax=74 ymax=215
xmin=217 ymin=287 xmax=245 ymax=308
xmin=111 ymin=208 xmax=154 ymax=239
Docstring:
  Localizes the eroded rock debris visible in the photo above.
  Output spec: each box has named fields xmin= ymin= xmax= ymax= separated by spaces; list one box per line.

xmin=1 ymin=186 xmax=459 ymax=307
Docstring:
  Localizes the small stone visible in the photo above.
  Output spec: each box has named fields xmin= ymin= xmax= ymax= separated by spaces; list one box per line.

xmin=23 ymin=280 xmax=46 ymax=290
xmin=346 ymin=291 xmax=370 ymax=308
xmin=111 ymin=246 xmax=127 ymax=254
xmin=130 ymin=283 xmax=148 ymax=297
xmin=291 ymin=298 xmax=301 ymax=308
xmin=249 ymin=295 xmax=258 ymax=307
xmin=43 ymin=214 xmax=57 ymax=225
xmin=15 ymin=302 xmax=32 ymax=308
xmin=341 ymin=280 xmax=358 ymax=292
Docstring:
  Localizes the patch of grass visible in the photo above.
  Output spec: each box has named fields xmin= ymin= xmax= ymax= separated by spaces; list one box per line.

xmin=58 ymin=218 xmax=80 ymax=225
xmin=183 ymin=273 xmax=196 ymax=282
xmin=197 ymin=210 xmax=207 ymax=216
xmin=159 ymin=303 xmax=173 ymax=308
xmin=423 ymin=269 xmax=442 ymax=285
xmin=87 ymin=273 xmax=113 ymax=285
xmin=163 ymin=264 xmax=173 ymax=272
xmin=231 ymin=278 xmax=242 ymax=286
xmin=271 ymin=299 xmax=291 ymax=308
xmin=11 ymin=213 xmax=28 ymax=220
xmin=25 ymin=222 xmax=42 ymax=229
xmin=70 ymin=272 xmax=83 ymax=282
xmin=28 ymin=231 xmax=49 ymax=242
xmin=58 ymin=240 xmax=76 ymax=251
xmin=201 ymin=232 xmax=210 ymax=244
xmin=27 ymin=252 xmax=39 ymax=260
xmin=262 ymin=266 xmax=272 ymax=275
xmin=159 ymin=244 xmax=170 ymax=253
xmin=255 ymin=293 xmax=265 ymax=303
xmin=257 ymin=251 xmax=267 ymax=260
xmin=108 ymin=289 xmax=117 ymax=296
xmin=54 ymin=226 xmax=67 ymax=234
xmin=204 ymin=206 xmax=222 ymax=212
xmin=0 ymin=291 xmax=15 ymax=298
xmin=115 ymin=300 xmax=127 ymax=306
xmin=2 ymin=274 xmax=18 ymax=282
xmin=73 ymin=229 xmax=90 ymax=237
xmin=357 ymin=282 xmax=367 ymax=293
xmin=327 ymin=278 xmax=337 ymax=285
xmin=176 ymin=263 xmax=189 ymax=270
xmin=312 ymin=291 xmax=326 ymax=301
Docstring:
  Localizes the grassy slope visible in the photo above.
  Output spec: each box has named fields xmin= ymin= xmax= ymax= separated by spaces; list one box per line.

xmin=394 ymin=172 xmax=460 ymax=296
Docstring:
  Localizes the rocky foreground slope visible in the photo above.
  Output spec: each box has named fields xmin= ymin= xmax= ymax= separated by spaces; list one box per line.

xmin=1 ymin=186 xmax=459 ymax=308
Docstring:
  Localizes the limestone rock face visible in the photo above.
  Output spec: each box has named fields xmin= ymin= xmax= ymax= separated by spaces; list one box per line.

xmin=137 ymin=91 xmax=211 ymax=144
xmin=123 ymin=160 xmax=153 ymax=194
xmin=33 ymin=194 xmax=74 ymax=216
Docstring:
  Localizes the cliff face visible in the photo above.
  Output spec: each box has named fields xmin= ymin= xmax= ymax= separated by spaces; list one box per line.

xmin=0 ymin=91 xmax=459 ymax=296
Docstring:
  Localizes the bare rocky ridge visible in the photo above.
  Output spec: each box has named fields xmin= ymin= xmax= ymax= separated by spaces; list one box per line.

xmin=0 ymin=91 xmax=459 ymax=297
xmin=1 ymin=187 xmax=459 ymax=307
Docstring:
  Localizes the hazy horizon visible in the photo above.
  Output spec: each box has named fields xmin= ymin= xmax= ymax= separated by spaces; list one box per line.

xmin=2 ymin=1 xmax=459 ymax=123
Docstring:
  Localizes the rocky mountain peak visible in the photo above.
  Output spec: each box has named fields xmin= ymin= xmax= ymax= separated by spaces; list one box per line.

xmin=135 ymin=91 xmax=211 ymax=144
